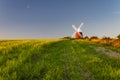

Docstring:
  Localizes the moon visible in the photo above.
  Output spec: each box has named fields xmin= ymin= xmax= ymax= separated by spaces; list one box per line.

xmin=27 ymin=4 xmax=30 ymax=9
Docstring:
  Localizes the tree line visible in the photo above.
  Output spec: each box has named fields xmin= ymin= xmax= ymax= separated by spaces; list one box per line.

xmin=84 ymin=34 xmax=120 ymax=48
xmin=62 ymin=34 xmax=120 ymax=48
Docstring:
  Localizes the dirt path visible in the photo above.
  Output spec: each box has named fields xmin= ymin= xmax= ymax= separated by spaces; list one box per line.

xmin=72 ymin=41 xmax=94 ymax=80
xmin=94 ymin=47 xmax=120 ymax=58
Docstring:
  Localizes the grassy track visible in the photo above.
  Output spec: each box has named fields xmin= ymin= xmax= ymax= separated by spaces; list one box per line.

xmin=0 ymin=40 xmax=120 ymax=80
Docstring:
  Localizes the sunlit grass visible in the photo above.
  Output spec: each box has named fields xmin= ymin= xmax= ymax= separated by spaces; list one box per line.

xmin=0 ymin=39 xmax=120 ymax=80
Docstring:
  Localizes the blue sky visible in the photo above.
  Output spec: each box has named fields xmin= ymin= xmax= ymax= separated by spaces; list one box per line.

xmin=0 ymin=0 xmax=120 ymax=39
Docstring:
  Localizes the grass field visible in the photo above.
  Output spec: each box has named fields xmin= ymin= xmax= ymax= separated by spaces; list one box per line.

xmin=0 ymin=39 xmax=120 ymax=80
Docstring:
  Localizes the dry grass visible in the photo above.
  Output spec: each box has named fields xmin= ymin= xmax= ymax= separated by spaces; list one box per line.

xmin=89 ymin=38 xmax=120 ymax=48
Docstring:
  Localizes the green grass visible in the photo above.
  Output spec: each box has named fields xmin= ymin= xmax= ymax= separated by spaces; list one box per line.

xmin=0 ymin=40 xmax=120 ymax=80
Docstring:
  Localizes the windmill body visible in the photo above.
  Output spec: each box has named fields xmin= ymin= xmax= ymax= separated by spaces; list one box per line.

xmin=72 ymin=22 xmax=84 ymax=39
xmin=75 ymin=32 xmax=83 ymax=39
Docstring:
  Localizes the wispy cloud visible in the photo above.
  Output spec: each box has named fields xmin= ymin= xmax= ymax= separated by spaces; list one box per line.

xmin=112 ymin=11 xmax=120 ymax=14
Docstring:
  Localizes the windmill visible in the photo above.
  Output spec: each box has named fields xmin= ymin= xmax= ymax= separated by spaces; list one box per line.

xmin=72 ymin=22 xmax=84 ymax=39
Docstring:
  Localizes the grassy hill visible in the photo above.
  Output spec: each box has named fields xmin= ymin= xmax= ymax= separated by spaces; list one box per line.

xmin=0 ymin=40 xmax=120 ymax=80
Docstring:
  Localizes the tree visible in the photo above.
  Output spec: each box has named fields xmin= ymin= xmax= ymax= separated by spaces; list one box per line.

xmin=102 ymin=37 xmax=111 ymax=45
xmin=84 ymin=36 xmax=89 ymax=40
xmin=117 ymin=34 xmax=120 ymax=39
xmin=89 ymin=36 xmax=98 ymax=41
xmin=117 ymin=34 xmax=120 ymax=46
xmin=63 ymin=36 xmax=71 ymax=39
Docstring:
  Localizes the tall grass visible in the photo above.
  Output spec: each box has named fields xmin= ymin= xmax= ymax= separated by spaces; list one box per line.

xmin=0 ymin=40 xmax=120 ymax=80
